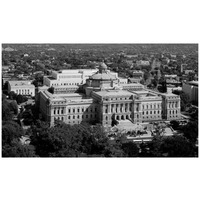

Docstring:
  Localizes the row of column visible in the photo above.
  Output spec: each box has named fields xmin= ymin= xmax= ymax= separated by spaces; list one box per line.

xmin=167 ymin=101 xmax=180 ymax=109
xmin=52 ymin=107 xmax=65 ymax=115
xmin=16 ymin=89 xmax=32 ymax=95
xmin=103 ymin=103 xmax=132 ymax=113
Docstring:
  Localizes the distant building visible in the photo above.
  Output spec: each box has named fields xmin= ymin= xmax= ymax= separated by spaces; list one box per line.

xmin=125 ymin=54 xmax=138 ymax=58
xmin=166 ymin=78 xmax=181 ymax=86
xmin=136 ymin=60 xmax=150 ymax=66
xmin=128 ymin=70 xmax=144 ymax=83
xmin=167 ymin=86 xmax=182 ymax=94
xmin=128 ymin=78 xmax=141 ymax=84
xmin=2 ymin=66 xmax=10 ymax=72
xmin=164 ymin=75 xmax=177 ymax=79
xmin=8 ymin=80 xmax=35 ymax=96
xmin=132 ymin=70 xmax=144 ymax=79
xmin=181 ymin=64 xmax=187 ymax=73
xmin=170 ymin=54 xmax=177 ymax=59
xmin=3 ymin=47 xmax=15 ymax=52
xmin=184 ymin=70 xmax=195 ymax=75
xmin=124 ymin=60 xmax=133 ymax=67
xmin=183 ymin=81 xmax=198 ymax=104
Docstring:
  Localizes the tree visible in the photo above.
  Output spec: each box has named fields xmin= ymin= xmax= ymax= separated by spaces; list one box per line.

xmin=2 ymin=99 xmax=13 ymax=121
xmin=147 ymin=135 xmax=196 ymax=157
xmin=148 ymin=136 xmax=163 ymax=157
xmin=158 ymin=76 xmax=167 ymax=93
xmin=2 ymin=139 xmax=36 ymax=157
xmin=16 ymin=94 xmax=28 ymax=104
xmin=143 ymin=71 xmax=150 ymax=81
xmin=140 ymin=79 xmax=145 ymax=85
xmin=151 ymin=76 xmax=159 ymax=88
xmin=181 ymin=121 xmax=198 ymax=144
xmin=29 ymin=121 xmax=111 ymax=157
xmin=9 ymin=91 xmax=17 ymax=100
xmin=9 ymin=101 xmax=18 ymax=115
xmin=1 ymin=120 xmax=33 ymax=157
xmin=122 ymin=142 xmax=139 ymax=157
xmin=170 ymin=120 xmax=180 ymax=130
xmin=2 ymin=120 xmax=24 ymax=145
xmin=160 ymin=135 xmax=196 ymax=157
xmin=104 ymin=141 xmax=124 ymax=157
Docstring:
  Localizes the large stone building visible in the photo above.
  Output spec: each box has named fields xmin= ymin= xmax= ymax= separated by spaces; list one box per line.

xmin=8 ymin=80 xmax=35 ymax=96
xmin=43 ymin=69 xmax=98 ymax=87
xmin=39 ymin=63 xmax=181 ymax=127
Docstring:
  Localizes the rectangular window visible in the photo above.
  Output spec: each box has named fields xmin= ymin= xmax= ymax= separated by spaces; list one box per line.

xmin=69 ymin=109 xmax=71 ymax=113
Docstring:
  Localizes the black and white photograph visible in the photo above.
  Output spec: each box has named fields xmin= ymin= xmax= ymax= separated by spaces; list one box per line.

xmin=0 ymin=1 xmax=200 ymax=200
xmin=1 ymin=43 xmax=198 ymax=157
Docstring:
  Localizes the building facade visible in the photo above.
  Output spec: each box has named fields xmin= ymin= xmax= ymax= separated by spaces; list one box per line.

xmin=183 ymin=81 xmax=198 ymax=104
xmin=39 ymin=63 xmax=181 ymax=127
xmin=8 ymin=80 xmax=35 ymax=96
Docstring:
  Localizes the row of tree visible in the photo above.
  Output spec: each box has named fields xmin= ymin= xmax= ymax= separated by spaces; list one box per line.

xmin=2 ymin=117 xmax=198 ymax=157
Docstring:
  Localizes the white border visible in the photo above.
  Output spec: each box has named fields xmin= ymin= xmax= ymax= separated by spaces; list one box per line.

xmin=0 ymin=1 xmax=200 ymax=200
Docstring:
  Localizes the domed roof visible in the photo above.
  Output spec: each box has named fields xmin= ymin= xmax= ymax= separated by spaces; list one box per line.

xmin=89 ymin=62 xmax=117 ymax=81
xmin=99 ymin=62 xmax=108 ymax=70
xmin=90 ymin=72 xmax=116 ymax=80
